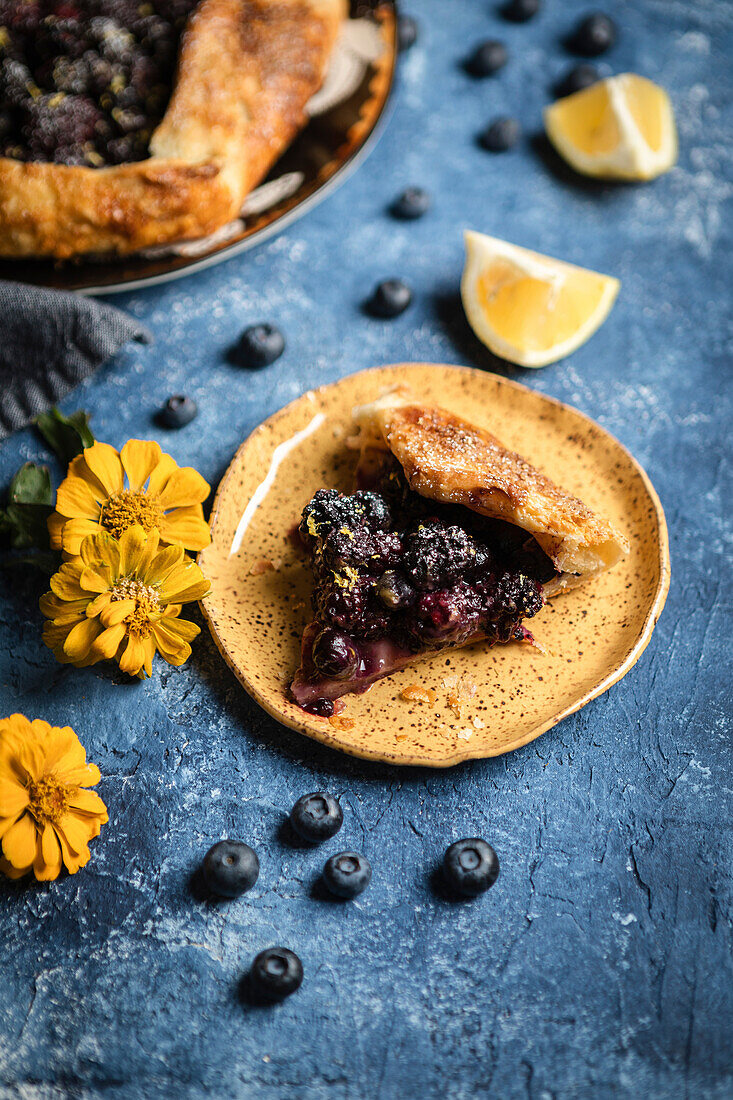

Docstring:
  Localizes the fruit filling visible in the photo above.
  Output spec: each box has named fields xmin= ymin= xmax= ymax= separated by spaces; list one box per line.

xmin=0 ymin=0 xmax=197 ymax=166
xmin=291 ymin=461 xmax=556 ymax=711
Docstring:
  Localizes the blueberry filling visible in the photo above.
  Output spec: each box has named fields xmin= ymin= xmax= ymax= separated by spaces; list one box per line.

xmin=291 ymin=461 xmax=555 ymax=707
xmin=0 ymin=0 xmax=197 ymax=166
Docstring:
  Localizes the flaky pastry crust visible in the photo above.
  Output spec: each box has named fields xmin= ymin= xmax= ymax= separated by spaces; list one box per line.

xmin=352 ymin=387 xmax=629 ymax=593
xmin=0 ymin=0 xmax=346 ymax=259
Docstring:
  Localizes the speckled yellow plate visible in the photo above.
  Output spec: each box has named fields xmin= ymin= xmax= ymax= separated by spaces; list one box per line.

xmin=199 ymin=364 xmax=670 ymax=767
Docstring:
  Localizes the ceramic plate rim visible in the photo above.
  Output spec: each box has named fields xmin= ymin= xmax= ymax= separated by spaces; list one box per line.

xmin=199 ymin=364 xmax=671 ymax=768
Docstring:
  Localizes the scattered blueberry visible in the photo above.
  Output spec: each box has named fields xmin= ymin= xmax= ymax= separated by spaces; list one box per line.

xmin=391 ymin=186 xmax=431 ymax=220
xmin=503 ymin=0 xmax=541 ymax=23
xmin=157 ymin=395 xmax=198 ymax=429
xmin=250 ymin=947 xmax=303 ymax=1001
xmin=323 ymin=851 xmax=372 ymax=899
xmin=465 ymin=40 xmax=508 ymax=78
xmin=397 ymin=15 xmax=418 ymax=52
xmin=555 ymin=63 xmax=600 ymax=98
xmin=367 ymin=279 xmax=412 ymax=319
xmin=203 ymin=840 xmax=259 ymax=898
xmin=442 ymin=838 xmax=500 ymax=897
xmin=479 ymin=116 xmax=521 ymax=152
xmin=290 ymin=792 xmax=344 ymax=844
xmin=233 ymin=324 xmax=285 ymax=368
xmin=569 ymin=12 xmax=617 ymax=57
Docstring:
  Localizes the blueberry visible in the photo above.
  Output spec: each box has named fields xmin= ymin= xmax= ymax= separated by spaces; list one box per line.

xmin=233 ymin=324 xmax=285 ymax=368
xmin=303 ymin=698 xmax=335 ymax=718
xmin=442 ymin=838 xmax=499 ymax=897
xmin=376 ymin=570 xmax=416 ymax=609
xmin=569 ymin=13 xmax=616 ymax=57
xmin=391 ymin=186 xmax=430 ymax=220
xmin=397 ymin=15 xmax=418 ymax=52
xmin=202 ymin=839 xmax=259 ymax=898
xmin=465 ymin=40 xmax=507 ymax=78
xmin=479 ymin=116 xmax=521 ymax=152
xmin=250 ymin=947 xmax=303 ymax=1001
xmin=554 ymin=63 xmax=600 ymax=98
xmin=323 ymin=851 xmax=372 ymax=899
xmin=367 ymin=279 xmax=412 ymax=318
xmin=503 ymin=0 xmax=541 ymax=22
xmin=157 ymin=394 xmax=198 ymax=429
xmin=290 ymin=792 xmax=343 ymax=844
xmin=311 ymin=627 xmax=358 ymax=679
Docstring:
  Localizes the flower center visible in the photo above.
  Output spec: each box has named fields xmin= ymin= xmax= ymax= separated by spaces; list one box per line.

xmin=109 ymin=576 xmax=161 ymax=637
xmin=28 ymin=775 xmax=71 ymax=826
xmin=99 ymin=489 xmax=164 ymax=539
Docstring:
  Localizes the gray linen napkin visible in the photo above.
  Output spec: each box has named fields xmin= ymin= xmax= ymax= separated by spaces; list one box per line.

xmin=0 ymin=281 xmax=151 ymax=440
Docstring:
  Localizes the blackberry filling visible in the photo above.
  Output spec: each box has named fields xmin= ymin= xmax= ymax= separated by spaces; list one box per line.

xmin=291 ymin=464 xmax=556 ymax=709
xmin=0 ymin=0 xmax=197 ymax=166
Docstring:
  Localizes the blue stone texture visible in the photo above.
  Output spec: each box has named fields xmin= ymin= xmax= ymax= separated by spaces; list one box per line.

xmin=1 ymin=1 xmax=731 ymax=1097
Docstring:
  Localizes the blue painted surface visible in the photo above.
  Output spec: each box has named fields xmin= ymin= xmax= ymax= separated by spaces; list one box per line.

xmin=1 ymin=1 xmax=732 ymax=1096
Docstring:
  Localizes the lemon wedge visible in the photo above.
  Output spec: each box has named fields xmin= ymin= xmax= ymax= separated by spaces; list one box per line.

xmin=461 ymin=231 xmax=620 ymax=368
xmin=544 ymin=73 xmax=677 ymax=181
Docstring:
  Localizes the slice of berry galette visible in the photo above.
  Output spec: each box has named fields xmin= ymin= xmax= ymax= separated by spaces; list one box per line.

xmin=0 ymin=0 xmax=345 ymax=258
xmin=291 ymin=388 xmax=629 ymax=714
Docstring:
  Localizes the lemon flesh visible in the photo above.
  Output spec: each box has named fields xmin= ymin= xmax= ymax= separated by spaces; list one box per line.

xmin=461 ymin=231 xmax=620 ymax=368
xmin=544 ymin=73 xmax=677 ymax=181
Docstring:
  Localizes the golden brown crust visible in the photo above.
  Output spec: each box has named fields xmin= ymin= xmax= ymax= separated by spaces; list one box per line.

xmin=353 ymin=387 xmax=629 ymax=588
xmin=0 ymin=0 xmax=346 ymax=259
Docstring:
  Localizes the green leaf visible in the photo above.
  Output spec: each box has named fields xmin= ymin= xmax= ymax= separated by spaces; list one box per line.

xmin=35 ymin=407 xmax=95 ymax=465
xmin=8 ymin=462 xmax=52 ymax=506
xmin=0 ymin=462 xmax=54 ymax=552
xmin=0 ymin=502 xmax=53 ymax=550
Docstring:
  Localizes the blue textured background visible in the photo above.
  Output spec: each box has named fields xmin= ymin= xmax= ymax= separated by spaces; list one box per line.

xmin=1 ymin=1 xmax=732 ymax=1097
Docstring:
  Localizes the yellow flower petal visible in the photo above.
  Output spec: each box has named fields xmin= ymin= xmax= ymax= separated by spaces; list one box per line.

xmin=156 ymin=467 xmax=210 ymax=510
xmin=99 ymin=600 xmax=133 ymax=627
xmin=59 ymin=518 xmax=104 ymax=556
xmin=142 ymin=636 xmax=155 ymax=679
xmin=68 ymin=789 xmax=108 ymax=819
xmin=152 ymin=618 xmax=198 ymax=665
xmin=157 ymin=560 xmax=210 ymax=603
xmin=62 ymin=617 xmax=102 ymax=662
xmin=0 ymin=776 xmax=29 ymax=817
xmin=0 ymin=811 xmax=24 ymax=840
xmin=57 ymin=810 xmax=96 ymax=853
xmin=56 ymin=762 xmax=101 ymax=788
xmin=145 ymin=452 xmax=180 ymax=497
xmin=141 ymin=544 xmax=184 ymax=587
xmin=50 ymin=565 xmax=87 ymax=602
xmin=56 ymin=825 xmax=90 ymax=874
xmin=85 ymin=591 xmax=112 ymax=619
xmin=47 ymin=511 xmax=66 ymax=551
xmin=118 ymin=524 xmax=158 ymax=576
xmin=91 ymin=623 xmax=126 ymax=660
xmin=2 ymin=812 xmax=37 ymax=868
xmin=80 ymin=531 xmax=120 ymax=570
xmin=0 ymin=855 xmax=31 ymax=880
xmin=55 ymin=475 xmax=102 ymax=520
xmin=120 ymin=440 xmax=163 ymax=492
xmin=82 ymin=442 xmax=124 ymax=496
xmin=34 ymin=824 xmax=62 ymax=881
xmin=118 ymin=634 xmax=146 ymax=677
xmin=159 ymin=506 xmax=211 ymax=551
xmin=40 ymin=592 xmax=88 ymax=625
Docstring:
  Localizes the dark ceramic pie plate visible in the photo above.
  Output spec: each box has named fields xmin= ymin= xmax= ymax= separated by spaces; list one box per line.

xmin=0 ymin=1 xmax=396 ymax=296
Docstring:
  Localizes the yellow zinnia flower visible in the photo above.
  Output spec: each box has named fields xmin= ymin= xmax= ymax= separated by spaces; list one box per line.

xmin=40 ymin=525 xmax=211 ymax=679
xmin=0 ymin=714 xmax=108 ymax=882
xmin=48 ymin=439 xmax=211 ymax=557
